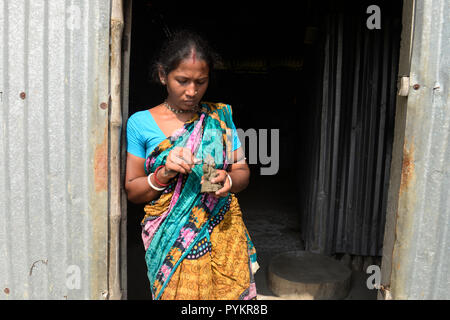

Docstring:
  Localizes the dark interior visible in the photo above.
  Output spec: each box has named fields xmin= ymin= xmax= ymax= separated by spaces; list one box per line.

xmin=125 ymin=0 xmax=402 ymax=299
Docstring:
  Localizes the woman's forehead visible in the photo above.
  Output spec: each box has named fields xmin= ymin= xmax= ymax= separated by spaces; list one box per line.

xmin=171 ymin=58 xmax=209 ymax=77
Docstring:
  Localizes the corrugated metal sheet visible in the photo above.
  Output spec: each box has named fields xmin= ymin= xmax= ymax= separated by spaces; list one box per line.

xmin=299 ymin=2 xmax=402 ymax=256
xmin=0 ymin=0 xmax=111 ymax=299
xmin=389 ymin=0 xmax=450 ymax=299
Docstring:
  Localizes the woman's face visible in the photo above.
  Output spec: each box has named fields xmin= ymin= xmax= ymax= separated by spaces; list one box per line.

xmin=161 ymin=56 xmax=210 ymax=111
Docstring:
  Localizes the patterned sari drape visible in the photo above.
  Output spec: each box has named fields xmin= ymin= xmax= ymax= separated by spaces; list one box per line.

xmin=141 ymin=102 xmax=258 ymax=300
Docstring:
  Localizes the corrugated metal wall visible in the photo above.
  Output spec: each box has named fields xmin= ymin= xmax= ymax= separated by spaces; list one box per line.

xmin=300 ymin=2 xmax=402 ymax=256
xmin=0 ymin=0 xmax=111 ymax=299
xmin=387 ymin=0 xmax=450 ymax=299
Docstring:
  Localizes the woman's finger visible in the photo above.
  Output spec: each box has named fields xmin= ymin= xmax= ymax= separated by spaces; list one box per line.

xmin=210 ymin=170 xmax=226 ymax=184
xmin=169 ymin=147 xmax=191 ymax=165
xmin=169 ymin=153 xmax=193 ymax=173
xmin=179 ymin=161 xmax=193 ymax=174
xmin=215 ymin=189 xmax=228 ymax=197
xmin=176 ymin=147 xmax=195 ymax=167
xmin=166 ymin=158 xmax=190 ymax=175
xmin=215 ymin=176 xmax=231 ymax=197
xmin=170 ymin=163 xmax=188 ymax=175
xmin=193 ymin=157 xmax=202 ymax=165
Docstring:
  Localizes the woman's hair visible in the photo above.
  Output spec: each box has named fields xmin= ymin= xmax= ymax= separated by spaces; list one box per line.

xmin=150 ymin=29 xmax=222 ymax=84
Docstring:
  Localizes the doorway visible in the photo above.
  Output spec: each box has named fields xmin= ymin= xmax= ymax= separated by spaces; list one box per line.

xmin=124 ymin=0 xmax=403 ymax=299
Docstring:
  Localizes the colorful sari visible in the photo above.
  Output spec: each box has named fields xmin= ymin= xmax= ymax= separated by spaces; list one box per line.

xmin=141 ymin=102 xmax=258 ymax=300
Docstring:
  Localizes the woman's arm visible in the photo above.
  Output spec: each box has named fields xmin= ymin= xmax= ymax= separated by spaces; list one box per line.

xmin=227 ymin=164 xmax=250 ymax=194
xmin=124 ymin=153 xmax=163 ymax=204
xmin=227 ymin=147 xmax=250 ymax=193
xmin=125 ymin=147 xmax=196 ymax=204
xmin=126 ymin=145 xmax=249 ymax=203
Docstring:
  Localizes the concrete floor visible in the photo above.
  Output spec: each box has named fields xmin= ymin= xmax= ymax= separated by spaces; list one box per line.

xmin=238 ymin=170 xmax=378 ymax=300
xmin=238 ymin=172 xmax=305 ymax=298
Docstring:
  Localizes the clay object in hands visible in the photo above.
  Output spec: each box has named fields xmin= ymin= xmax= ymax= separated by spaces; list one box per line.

xmin=200 ymin=155 xmax=223 ymax=193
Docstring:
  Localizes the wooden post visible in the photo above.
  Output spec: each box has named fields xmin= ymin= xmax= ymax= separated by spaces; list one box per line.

xmin=109 ymin=0 xmax=124 ymax=300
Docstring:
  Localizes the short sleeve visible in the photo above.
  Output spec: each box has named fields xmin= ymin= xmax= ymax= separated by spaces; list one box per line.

xmin=226 ymin=104 xmax=242 ymax=151
xmin=230 ymin=119 xmax=241 ymax=151
xmin=126 ymin=115 xmax=146 ymax=158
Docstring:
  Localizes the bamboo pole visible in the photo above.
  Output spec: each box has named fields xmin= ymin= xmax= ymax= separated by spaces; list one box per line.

xmin=109 ymin=0 xmax=124 ymax=300
xmin=119 ymin=0 xmax=133 ymax=300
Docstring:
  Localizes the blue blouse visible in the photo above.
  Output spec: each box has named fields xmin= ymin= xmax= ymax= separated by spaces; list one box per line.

xmin=127 ymin=108 xmax=242 ymax=159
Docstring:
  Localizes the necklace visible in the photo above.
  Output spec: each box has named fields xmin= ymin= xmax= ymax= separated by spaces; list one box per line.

xmin=164 ymin=101 xmax=200 ymax=114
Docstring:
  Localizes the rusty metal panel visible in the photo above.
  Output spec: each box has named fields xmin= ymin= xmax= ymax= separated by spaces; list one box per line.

xmin=0 ymin=0 xmax=111 ymax=299
xmin=389 ymin=0 xmax=450 ymax=299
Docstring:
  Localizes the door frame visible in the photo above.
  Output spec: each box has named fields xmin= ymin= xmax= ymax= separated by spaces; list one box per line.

xmin=378 ymin=0 xmax=415 ymax=300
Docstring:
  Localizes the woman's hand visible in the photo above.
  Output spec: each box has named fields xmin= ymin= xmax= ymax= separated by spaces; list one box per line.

xmin=157 ymin=147 xmax=198 ymax=184
xmin=200 ymin=169 xmax=231 ymax=198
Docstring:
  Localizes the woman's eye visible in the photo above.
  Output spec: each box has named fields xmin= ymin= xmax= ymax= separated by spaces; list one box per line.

xmin=177 ymin=79 xmax=188 ymax=85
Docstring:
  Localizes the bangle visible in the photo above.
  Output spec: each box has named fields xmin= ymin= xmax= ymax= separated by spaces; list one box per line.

xmin=226 ymin=173 xmax=233 ymax=189
xmin=147 ymin=173 xmax=166 ymax=191
xmin=153 ymin=165 xmax=170 ymax=187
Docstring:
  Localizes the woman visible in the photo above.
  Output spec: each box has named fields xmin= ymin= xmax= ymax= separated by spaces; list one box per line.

xmin=125 ymin=30 xmax=258 ymax=300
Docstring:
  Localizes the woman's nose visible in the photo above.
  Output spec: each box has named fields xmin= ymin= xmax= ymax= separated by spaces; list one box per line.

xmin=185 ymin=84 xmax=198 ymax=97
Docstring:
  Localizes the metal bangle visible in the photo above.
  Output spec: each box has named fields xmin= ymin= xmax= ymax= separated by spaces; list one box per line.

xmin=226 ymin=173 xmax=233 ymax=189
